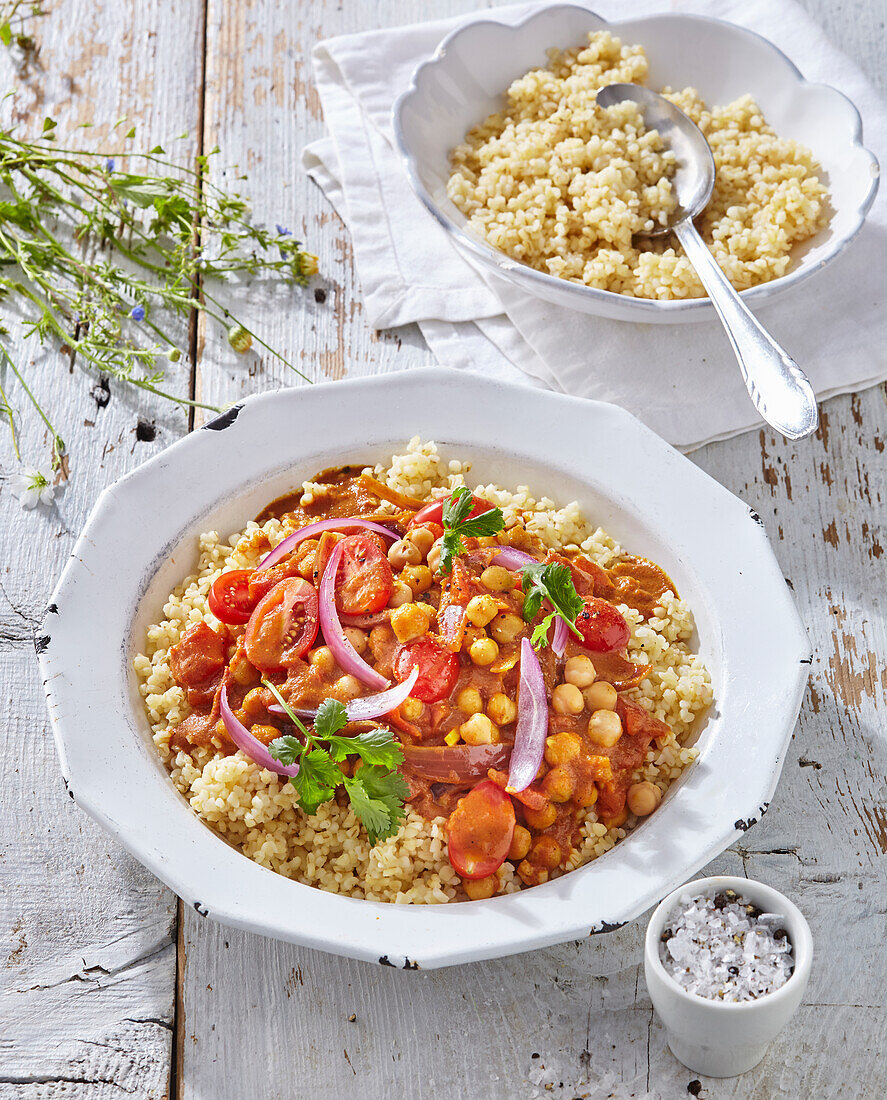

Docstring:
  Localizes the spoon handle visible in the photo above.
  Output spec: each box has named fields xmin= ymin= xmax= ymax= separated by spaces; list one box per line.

xmin=674 ymin=220 xmax=819 ymax=441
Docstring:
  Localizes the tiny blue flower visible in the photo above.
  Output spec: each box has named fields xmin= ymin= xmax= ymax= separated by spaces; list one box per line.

xmin=105 ymin=157 xmax=115 ymax=172
xmin=276 ymin=224 xmax=292 ymax=237
xmin=130 ymin=304 xmax=145 ymax=321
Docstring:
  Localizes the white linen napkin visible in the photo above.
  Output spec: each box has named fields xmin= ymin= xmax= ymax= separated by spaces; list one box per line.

xmin=303 ymin=0 xmax=887 ymax=450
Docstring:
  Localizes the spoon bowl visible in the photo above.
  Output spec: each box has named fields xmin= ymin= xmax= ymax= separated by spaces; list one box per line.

xmin=596 ymin=83 xmax=715 ymax=235
xmin=596 ymin=83 xmax=819 ymax=441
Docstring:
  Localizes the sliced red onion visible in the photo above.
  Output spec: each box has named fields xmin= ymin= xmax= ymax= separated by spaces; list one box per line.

xmin=551 ymin=616 xmax=569 ymax=657
xmin=338 ymin=609 xmax=391 ymax=629
xmin=258 ymin=517 xmax=398 ymax=571
xmin=318 ymin=540 xmax=388 ymax=690
xmin=220 ymin=683 xmax=299 ymax=778
xmin=506 ymin=638 xmax=548 ymax=793
xmin=491 ymin=548 xmax=535 ymax=570
xmin=401 ymin=742 xmax=511 ymax=784
xmin=268 ymin=666 xmax=419 ymax=723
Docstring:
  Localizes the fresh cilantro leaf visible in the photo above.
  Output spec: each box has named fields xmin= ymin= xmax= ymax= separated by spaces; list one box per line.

xmin=520 ymin=561 xmax=584 ymax=650
xmin=290 ymin=748 xmax=342 ymax=815
xmin=268 ymin=734 xmax=303 ymax=767
xmin=344 ymin=765 xmax=409 ymax=845
xmin=327 ymin=727 xmax=404 ymax=769
xmin=439 ymin=487 xmax=505 ymax=574
xmin=313 ymin=697 xmax=349 ymax=741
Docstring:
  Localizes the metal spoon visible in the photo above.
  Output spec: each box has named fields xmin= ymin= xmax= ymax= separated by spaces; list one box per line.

xmin=596 ymin=83 xmax=819 ymax=441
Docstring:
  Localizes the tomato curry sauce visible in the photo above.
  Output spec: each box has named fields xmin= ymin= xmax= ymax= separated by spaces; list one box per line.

xmin=167 ymin=466 xmax=677 ymax=897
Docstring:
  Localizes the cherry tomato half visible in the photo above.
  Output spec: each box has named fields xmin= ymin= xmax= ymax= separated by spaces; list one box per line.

xmin=335 ymin=532 xmax=393 ymax=614
xmin=408 ymin=494 xmax=494 ymax=529
xmin=446 ymin=780 xmax=516 ymax=880
xmin=208 ymin=569 xmax=256 ymax=625
xmin=574 ymin=598 xmax=630 ymax=652
xmin=244 ymin=577 xmax=319 ymax=671
xmin=394 ymin=638 xmax=460 ymax=703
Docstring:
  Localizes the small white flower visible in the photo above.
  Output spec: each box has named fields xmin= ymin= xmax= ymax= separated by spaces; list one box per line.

xmin=10 ymin=467 xmax=56 ymax=509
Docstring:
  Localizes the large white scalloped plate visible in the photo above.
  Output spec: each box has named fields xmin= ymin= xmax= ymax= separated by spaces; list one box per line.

xmin=38 ymin=369 xmax=810 ymax=967
xmin=393 ymin=4 xmax=880 ymax=323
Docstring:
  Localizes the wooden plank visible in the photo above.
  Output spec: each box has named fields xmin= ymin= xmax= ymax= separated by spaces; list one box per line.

xmin=0 ymin=0 xmax=202 ymax=1094
xmin=178 ymin=0 xmax=887 ymax=1097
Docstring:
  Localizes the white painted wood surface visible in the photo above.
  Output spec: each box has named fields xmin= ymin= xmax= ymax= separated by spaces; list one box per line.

xmin=1 ymin=1 xmax=885 ymax=1097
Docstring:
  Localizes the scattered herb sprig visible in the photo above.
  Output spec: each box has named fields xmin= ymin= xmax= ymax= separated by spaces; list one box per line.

xmin=520 ymin=561 xmax=584 ymax=650
xmin=440 ymin=487 xmax=505 ymax=574
xmin=263 ymin=682 xmax=408 ymax=846
xmin=0 ymin=117 xmax=317 ymax=473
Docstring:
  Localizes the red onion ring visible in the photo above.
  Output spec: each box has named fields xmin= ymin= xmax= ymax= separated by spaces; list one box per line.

xmin=551 ymin=617 xmax=569 ymax=657
xmin=400 ymin=742 xmax=510 ymax=784
xmin=318 ymin=540 xmax=388 ymax=690
xmin=220 ymin=683 xmax=299 ymax=778
xmin=258 ymin=517 xmax=399 ymax=571
xmin=268 ymin=666 xmax=420 ymax=723
xmin=506 ymin=638 xmax=548 ymax=793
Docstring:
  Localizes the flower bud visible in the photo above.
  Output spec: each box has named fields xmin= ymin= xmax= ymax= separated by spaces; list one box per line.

xmin=227 ymin=323 xmax=252 ymax=353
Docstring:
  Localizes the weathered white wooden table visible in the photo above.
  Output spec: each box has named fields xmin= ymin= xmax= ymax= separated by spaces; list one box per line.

xmin=1 ymin=1 xmax=885 ymax=1096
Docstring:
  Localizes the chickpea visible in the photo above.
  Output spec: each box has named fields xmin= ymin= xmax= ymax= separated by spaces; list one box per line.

xmin=401 ymin=696 xmax=425 ymax=721
xmin=490 ymin=612 xmax=524 ymax=645
xmin=523 ymin=801 xmax=557 ymax=831
xmin=343 ymin=626 xmax=368 ymax=654
xmin=587 ymin=709 xmax=623 ymax=748
xmin=249 ymin=723 xmax=280 ymax=746
xmin=296 ymin=541 xmax=318 ymax=580
xmin=241 ymin=686 xmax=268 ymax=719
xmin=309 ymin=646 xmax=336 ymax=677
xmin=529 ymin=835 xmax=562 ymax=870
xmin=583 ymin=681 xmax=617 ymax=711
xmin=573 ymin=780 xmax=599 ymax=808
xmin=427 ymin=539 xmax=443 ymax=575
xmin=230 ymin=653 xmax=258 ymax=687
xmin=627 ymin=781 xmax=662 ymax=817
xmin=552 ymin=683 xmax=584 ymax=716
xmin=387 ymin=538 xmax=422 ymax=569
xmin=463 ymin=875 xmax=498 ymax=901
xmin=480 ymin=565 xmax=516 ymax=593
xmin=401 ymin=564 xmax=433 ymax=595
xmin=603 ymin=806 xmax=629 ymax=829
xmin=469 ymin=636 xmax=499 ymax=667
xmin=542 ymin=766 xmax=575 ymax=803
xmin=487 ymin=692 xmax=517 ymax=725
xmin=517 ymin=860 xmax=548 ymax=887
xmin=508 ymin=824 xmax=532 ymax=861
xmin=388 ymin=580 xmax=413 ymax=608
xmin=460 ymin=713 xmax=499 ymax=746
xmin=466 ymin=593 xmax=498 ymax=628
xmin=407 ymin=525 xmax=435 ymax=558
xmin=457 ymin=687 xmax=484 ymax=716
xmin=564 ymin=655 xmax=596 ymax=688
xmin=544 ymin=731 xmax=581 ymax=766
xmin=334 ymin=674 xmax=363 ymax=701
xmin=390 ymin=603 xmax=430 ymax=643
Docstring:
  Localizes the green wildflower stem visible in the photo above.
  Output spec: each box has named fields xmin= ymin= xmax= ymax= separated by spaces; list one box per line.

xmin=0 ymin=345 xmax=65 ymax=466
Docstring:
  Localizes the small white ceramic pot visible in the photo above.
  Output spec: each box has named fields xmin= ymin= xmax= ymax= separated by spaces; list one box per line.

xmin=645 ymin=875 xmax=813 ymax=1078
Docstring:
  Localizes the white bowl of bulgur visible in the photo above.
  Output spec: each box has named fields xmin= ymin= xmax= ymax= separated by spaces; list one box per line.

xmin=38 ymin=369 xmax=810 ymax=967
xmin=393 ymin=5 xmax=879 ymax=322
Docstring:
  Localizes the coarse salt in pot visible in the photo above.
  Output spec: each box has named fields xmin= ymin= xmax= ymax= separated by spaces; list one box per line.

xmin=644 ymin=875 xmax=813 ymax=1078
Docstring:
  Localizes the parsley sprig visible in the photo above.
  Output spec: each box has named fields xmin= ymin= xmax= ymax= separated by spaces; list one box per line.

xmin=440 ymin=487 xmax=505 ymax=574
xmin=520 ymin=562 xmax=584 ymax=650
xmin=263 ymin=680 xmax=408 ymax=846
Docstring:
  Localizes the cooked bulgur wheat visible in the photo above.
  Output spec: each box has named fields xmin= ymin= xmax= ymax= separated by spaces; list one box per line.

xmin=447 ymin=30 xmax=827 ymax=299
xmin=134 ymin=439 xmax=712 ymax=903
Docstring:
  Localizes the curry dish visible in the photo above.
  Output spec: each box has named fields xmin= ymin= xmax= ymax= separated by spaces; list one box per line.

xmin=135 ymin=440 xmax=711 ymax=902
